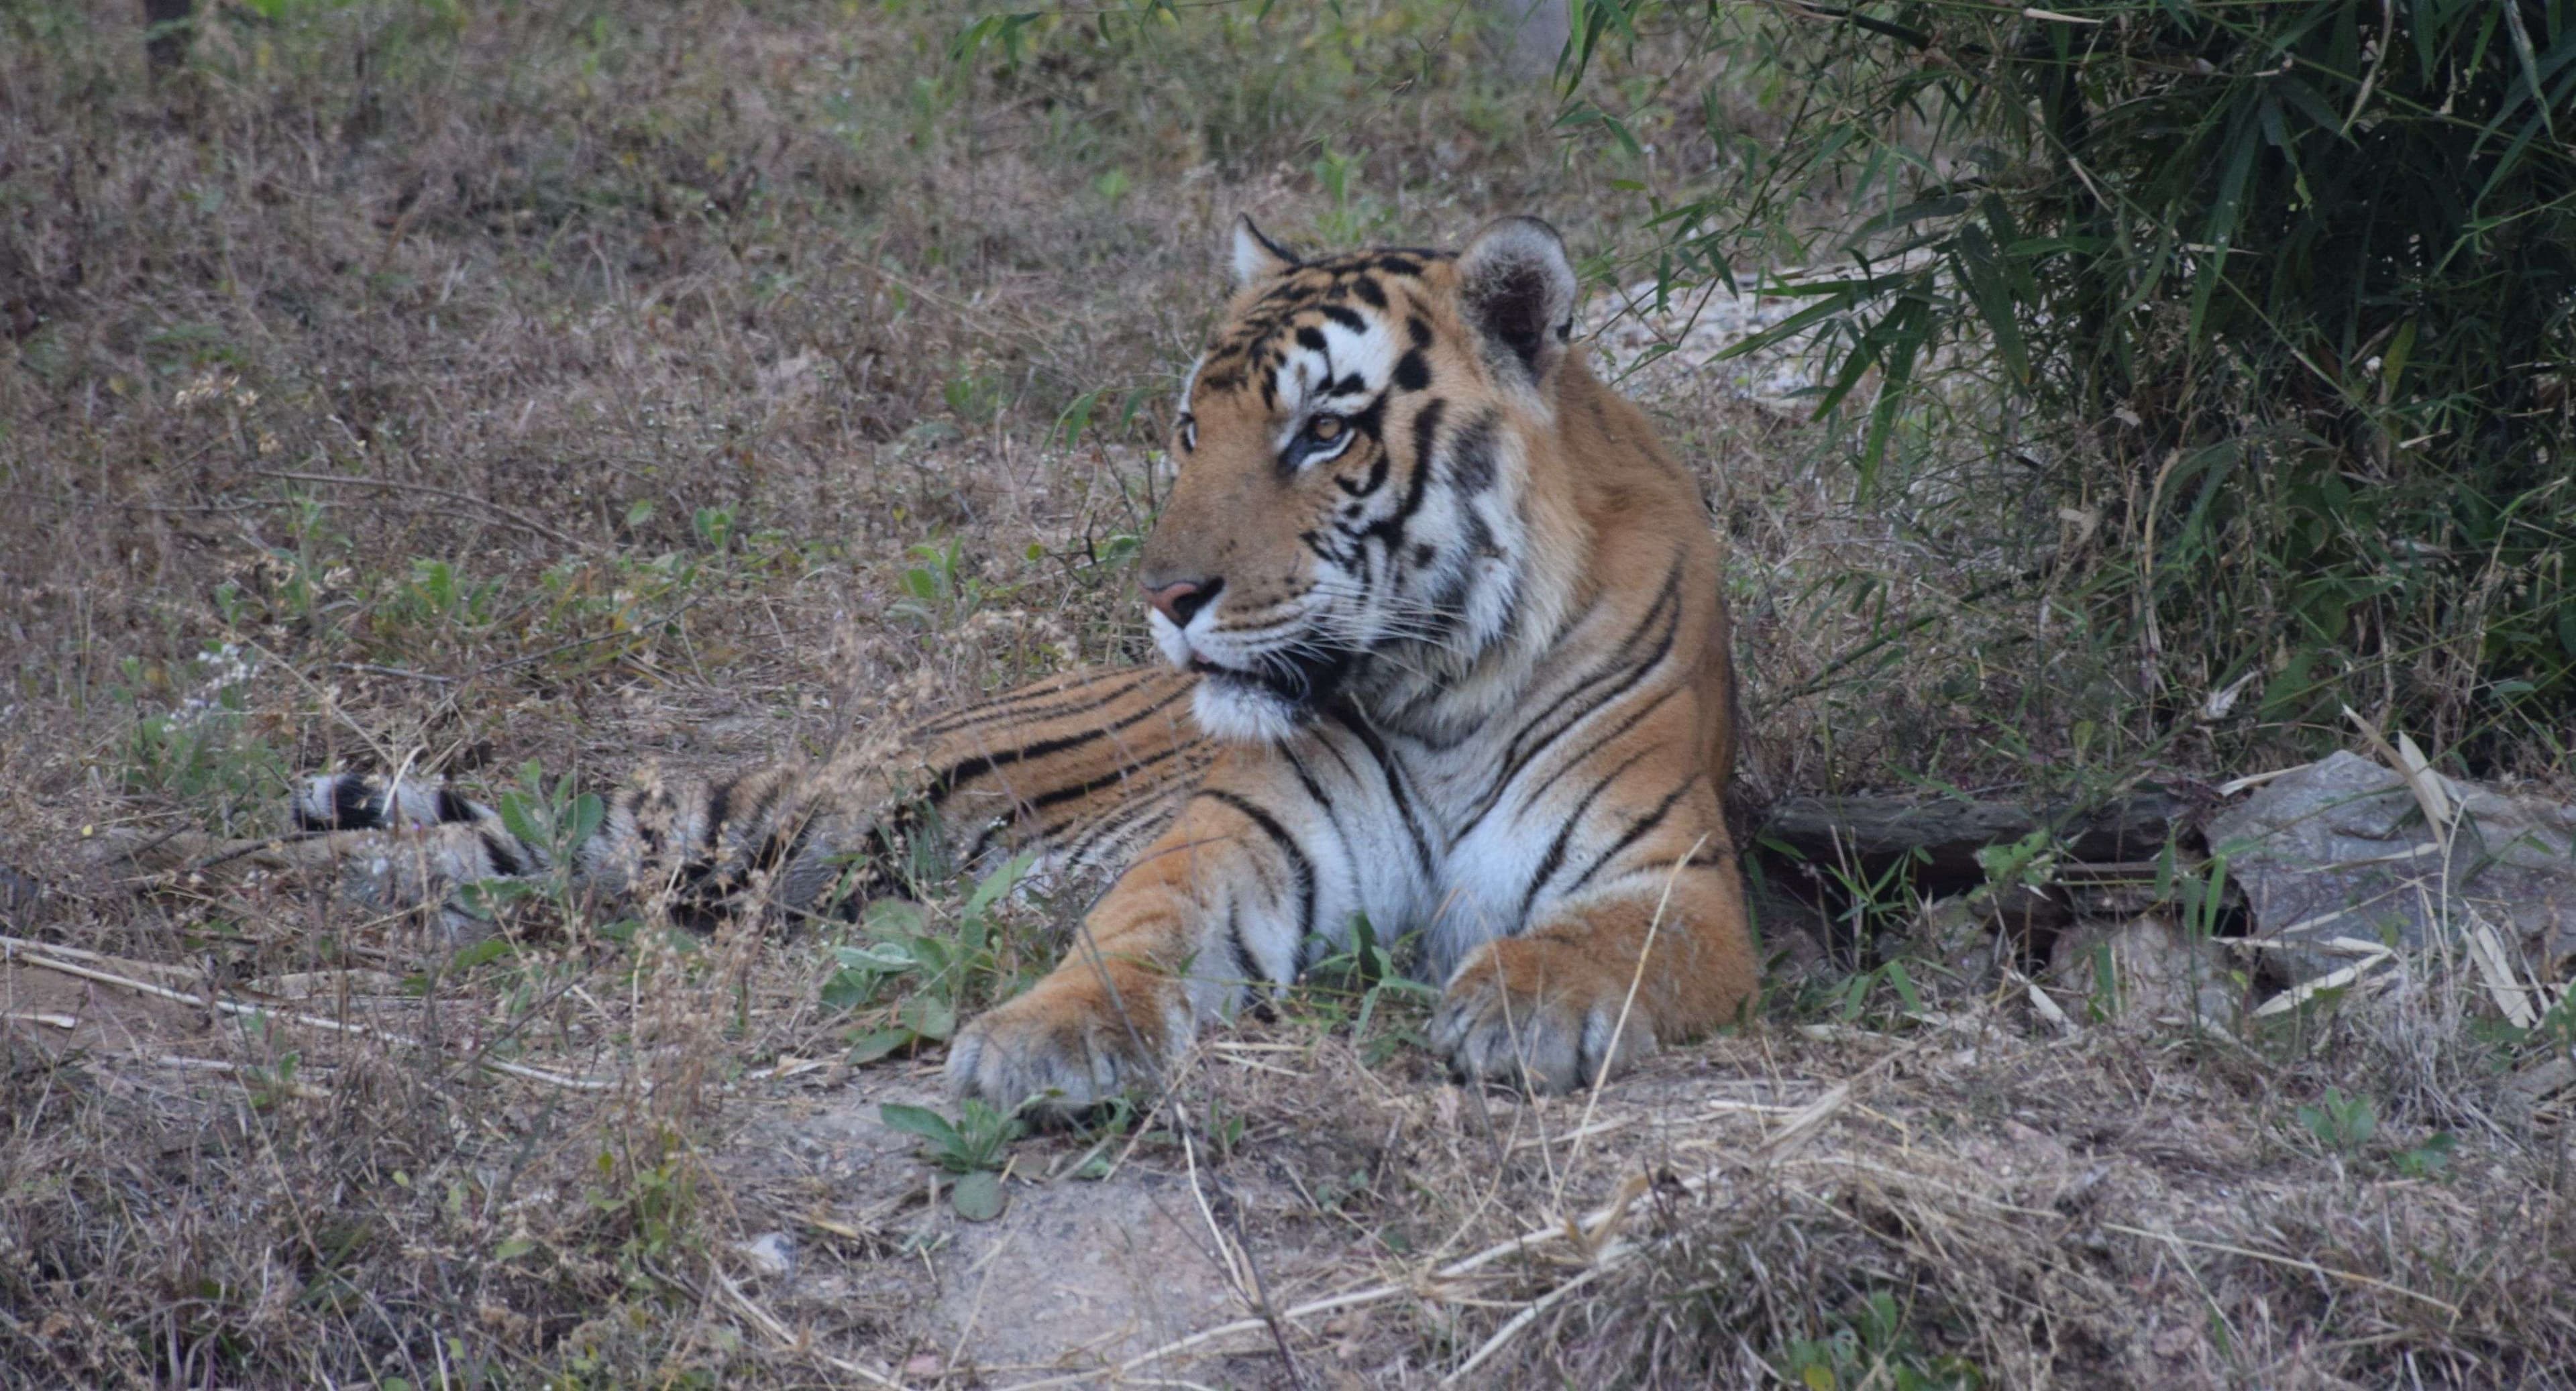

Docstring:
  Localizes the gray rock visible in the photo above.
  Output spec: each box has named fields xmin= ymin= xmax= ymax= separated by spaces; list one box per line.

xmin=2047 ymin=913 xmax=2239 ymax=1025
xmin=2208 ymin=751 xmax=2576 ymax=983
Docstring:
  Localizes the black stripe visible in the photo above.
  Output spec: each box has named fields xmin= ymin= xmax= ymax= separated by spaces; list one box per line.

xmin=335 ymin=775 xmax=380 ymax=830
xmin=702 ymin=776 xmax=739 ymax=853
xmin=922 ymin=681 xmax=1193 ymax=799
xmin=1196 ymin=789 xmax=1314 ymax=983
xmin=1029 ymin=742 xmax=1184 ymax=814
xmin=1226 ymin=899 xmax=1256 ymax=990
xmin=1282 ymin=745 xmax=1363 ymax=938
xmin=1060 ymin=787 xmax=1180 ymax=870
xmin=435 ymin=787 xmax=478 ymax=824
xmin=1393 ymin=349 xmax=1430 ymax=393
xmin=1564 ymin=778 xmax=1699 ymax=895
xmin=738 ymin=775 xmax=789 ymax=846
xmin=914 ymin=669 xmax=1157 ymax=738
xmin=1324 ymin=705 xmax=1435 ymax=878
xmin=1512 ymin=684 xmax=1680 ymax=815
xmin=1354 ymin=398 xmax=1444 ymax=560
xmin=1447 ymin=408 xmax=1498 ymax=494
xmin=1517 ymin=749 xmax=1655 ymax=921
xmin=1498 ymin=557 xmax=1682 ymax=774
xmin=1450 ymin=563 xmax=1683 ymax=841
xmin=479 ymin=829 xmax=527 ymax=878
xmin=1336 ymin=445 xmax=1390 ymax=498
xmin=753 ymin=804 xmax=812 ymax=871
xmin=1318 ymin=304 xmax=1367 ymax=333
xmin=966 ymin=739 xmax=1191 ymax=865
xmin=627 ymin=787 xmax=669 ymax=861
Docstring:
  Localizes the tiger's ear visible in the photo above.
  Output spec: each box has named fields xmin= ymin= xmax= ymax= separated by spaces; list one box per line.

xmin=1230 ymin=215 xmax=1296 ymax=288
xmin=1457 ymin=216 xmax=1577 ymax=384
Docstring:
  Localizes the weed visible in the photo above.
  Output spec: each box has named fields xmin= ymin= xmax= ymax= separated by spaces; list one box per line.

xmin=822 ymin=852 xmax=1041 ymax=1064
xmin=2297 ymin=1087 xmax=2379 ymax=1156
xmin=1776 ymin=1290 xmax=1984 ymax=1391
xmin=453 ymin=761 xmax=605 ymax=921
xmin=879 ymin=1100 xmax=1026 ymax=1221
xmin=1295 ymin=913 xmax=1438 ymax=1064
xmin=892 ymin=537 xmax=987 ymax=628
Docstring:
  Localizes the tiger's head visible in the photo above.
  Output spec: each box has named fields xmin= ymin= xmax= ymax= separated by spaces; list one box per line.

xmin=1143 ymin=215 xmax=1587 ymax=743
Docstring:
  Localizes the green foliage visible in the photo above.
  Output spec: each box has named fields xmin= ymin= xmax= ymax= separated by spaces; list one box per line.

xmin=820 ymin=852 xmax=1042 ymax=1064
xmin=1837 ymin=958 xmax=1925 ymax=1027
xmin=117 ymin=649 xmax=288 ymax=836
xmin=893 ymin=536 xmax=986 ymax=627
xmin=2298 ymin=1086 xmax=2379 ymax=1154
xmin=585 ymin=1125 xmax=704 ymax=1272
xmin=1973 ymin=829 xmax=2061 ymax=894
xmin=455 ymin=762 xmax=604 ymax=919
xmin=1295 ymin=913 xmax=1438 ymax=1064
xmin=1776 ymin=1289 xmax=1984 ymax=1390
xmin=880 ymin=1099 xmax=1026 ymax=1220
xmin=2393 ymin=1131 xmax=2458 ymax=1179
xmin=1626 ymin=0 xmax=2576 ymax=762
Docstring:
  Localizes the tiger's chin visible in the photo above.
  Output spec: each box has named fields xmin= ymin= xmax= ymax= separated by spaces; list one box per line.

xmin=1189 ymin=671 xmax=1309 ymax=744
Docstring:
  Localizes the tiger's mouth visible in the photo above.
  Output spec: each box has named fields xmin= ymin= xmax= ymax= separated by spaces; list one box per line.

xmin=1187 ymin=645 xmax=1355 ymax=711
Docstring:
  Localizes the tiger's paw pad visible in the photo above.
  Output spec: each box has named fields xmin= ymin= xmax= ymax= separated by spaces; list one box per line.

xmin=1428 ymin=940 xmax=1656 ymax=1094
xmin=944 ymin=977 xmax=1183 ymax=1114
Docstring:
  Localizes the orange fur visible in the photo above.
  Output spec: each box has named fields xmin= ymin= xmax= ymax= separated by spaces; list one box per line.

xmin=949 ymin=217 xmax=1758 ymax=1108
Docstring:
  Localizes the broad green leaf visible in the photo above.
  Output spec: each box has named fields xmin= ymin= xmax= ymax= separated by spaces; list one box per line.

xmin=864 ymin=899 xmax=928 ymax=937
xmin=833 ymin=942 xmax=919 ymax=972
xmin=878 ymin=1103 xmax=960 ymax=1150
xmin=845 ymin=1027 xmax=916 ymax=1065
xmin=950 ymin=1169 xmax=1006 ymax=1222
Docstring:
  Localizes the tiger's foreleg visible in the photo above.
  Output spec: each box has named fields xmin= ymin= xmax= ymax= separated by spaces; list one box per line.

xmin=1429 ymin=848 xmax=1758 ymax=1094
xmin=946 ymin=722 xmax=1430 ymax=1111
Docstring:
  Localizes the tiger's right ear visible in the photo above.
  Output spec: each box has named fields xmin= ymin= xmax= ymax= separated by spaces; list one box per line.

xmin=1230 ymin=216 xmax=1296 ymax=288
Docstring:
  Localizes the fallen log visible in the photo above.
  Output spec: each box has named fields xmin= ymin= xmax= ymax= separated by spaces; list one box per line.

xmin=1754 ymin=789 xmax=2194 ymax=890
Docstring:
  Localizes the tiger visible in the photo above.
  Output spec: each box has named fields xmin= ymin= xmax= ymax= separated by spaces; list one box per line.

xmin=98 ymin=214 xmax=1760 ymax=1109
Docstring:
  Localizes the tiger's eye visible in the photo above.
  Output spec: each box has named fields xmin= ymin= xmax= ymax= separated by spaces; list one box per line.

xmin=1309 ymin=414 xmax=1344 ymax=441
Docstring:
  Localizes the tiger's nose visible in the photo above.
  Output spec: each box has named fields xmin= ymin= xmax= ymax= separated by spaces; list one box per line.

xmin=1143 ymin=576 xmax=1221 ymax=626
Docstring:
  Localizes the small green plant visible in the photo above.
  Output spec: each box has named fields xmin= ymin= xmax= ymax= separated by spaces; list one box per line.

xmin=2084 ymin=940 xmax=2121 ymax=1025
xmin=2393 ymin=1132 xmax=2457 ymax=1180
xmin=892 ymin=536 xmax=985 ymax=627
xmin=1816 ymin=845 xmax=1929 ymax=964
xmin=822 ymin=851 xmax=1039 ymax=1064
xmin=389 ymin=557 xmax=504 ymax=632
xmin=1973 ymin=828 xmax=2060 ymax=895
xmin=1201 ymin=1096 xmax=1245 ymax=1162
xmin=2298 ymin=1087 xmax=2379 ymax=1156
xmin=1837 ymin=958 xmax=1925 ymax=1027
xmin=880 ymin=1099 xmax=1026 ymax=1220
xmin=586 ymin=1126 xmax=703 ymax=1272
xmin=1296 ymin=913 xmax=1437 ymax=1065
xmin=689 ymin=504 xmax=738 ymax=553
xmin=1776 ymin=1289 xmax=1984 ymax=1390
xmin=455 ymin=762 xmax=604 ymax=919
xmin=941 ymin=365 xmax=1006 ymax=424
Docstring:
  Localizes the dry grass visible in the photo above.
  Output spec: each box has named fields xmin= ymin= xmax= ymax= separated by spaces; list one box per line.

xmin=4 ymin=1 xmax=2573 ymax=1386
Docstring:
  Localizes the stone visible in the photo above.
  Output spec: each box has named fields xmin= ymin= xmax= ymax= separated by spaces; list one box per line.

xmin=2047 ymin=913 xmax=2238 ymax=1025
xmin=2208 ymin=751 xmax=2576 ymax=984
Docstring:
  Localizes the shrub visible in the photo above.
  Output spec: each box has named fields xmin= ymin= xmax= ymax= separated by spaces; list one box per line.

xmin=1620 ymin=0 xmax=2576 ymax=767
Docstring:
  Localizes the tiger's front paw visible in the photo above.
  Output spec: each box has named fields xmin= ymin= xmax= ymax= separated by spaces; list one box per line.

xmin=945 ymin=965 xmax=1187 ymax=1113
xmin=1428 ymin=936 xmax=1656 ymax=1093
